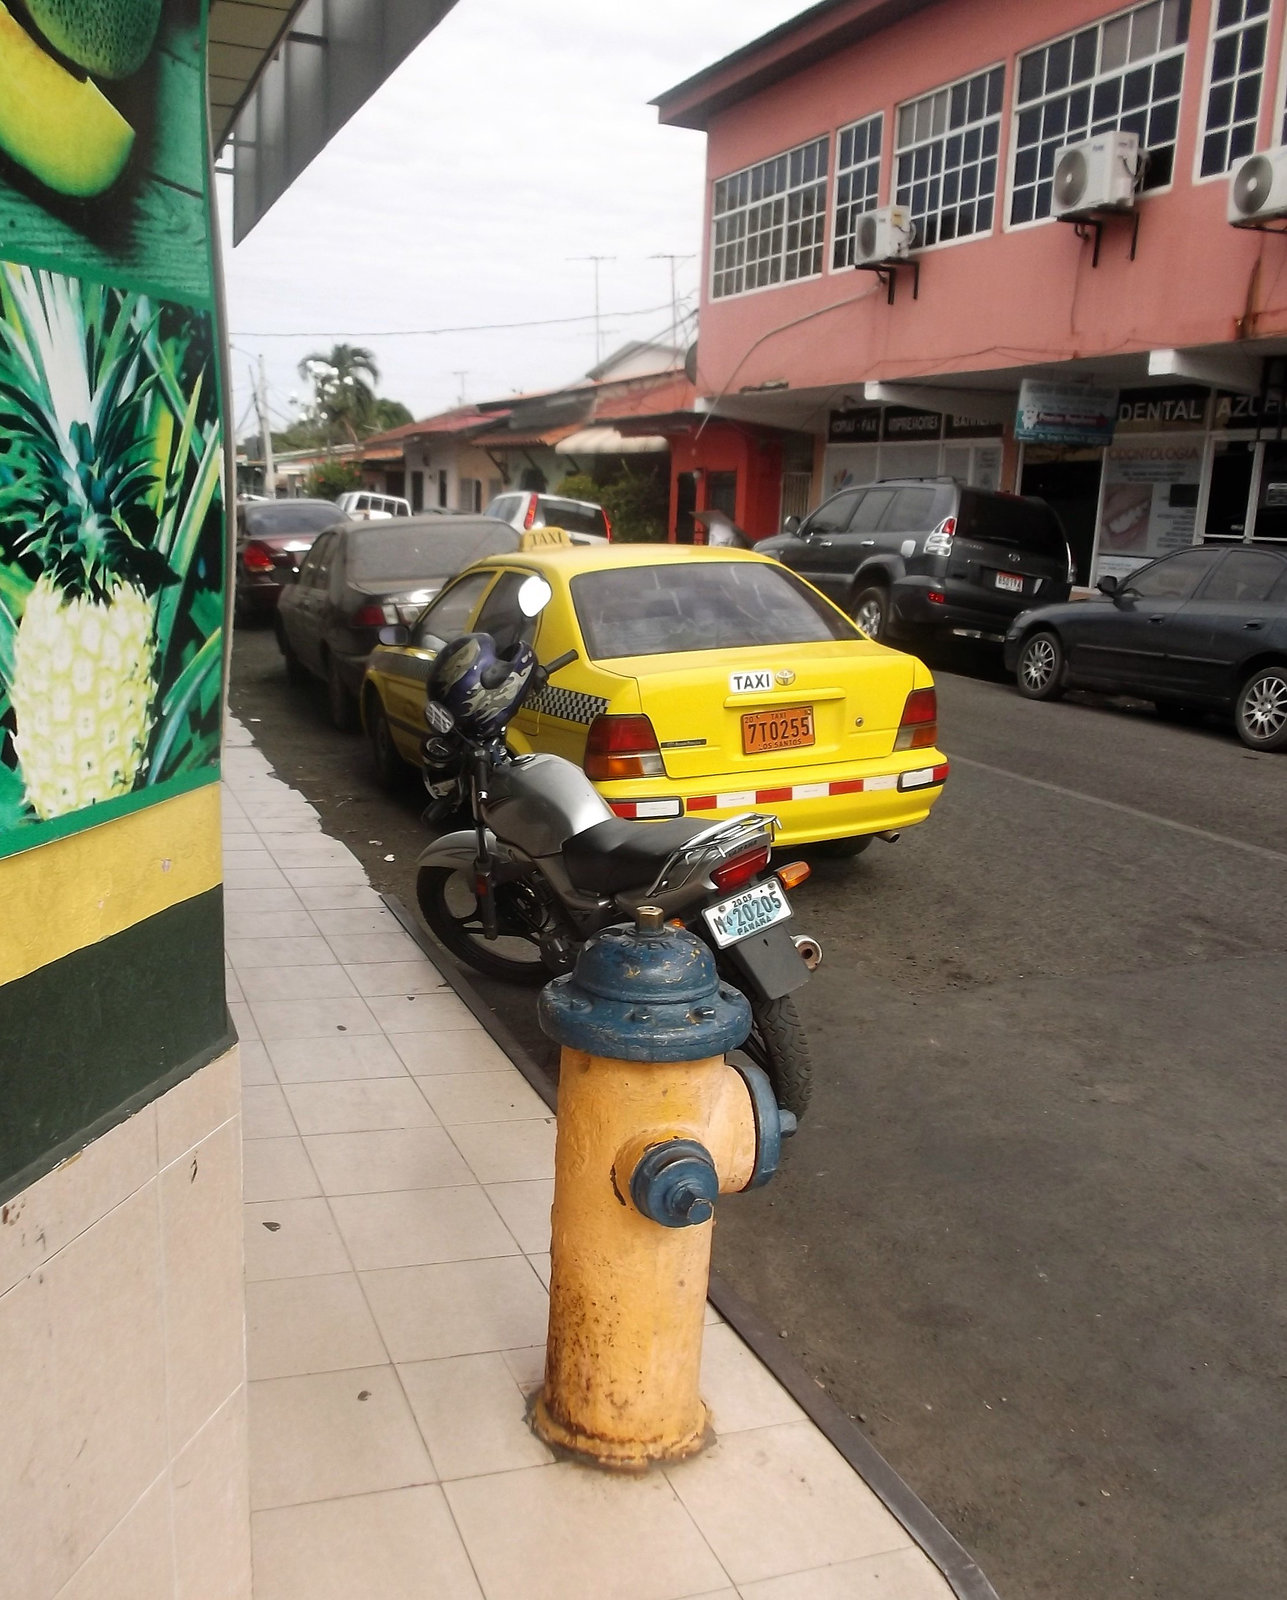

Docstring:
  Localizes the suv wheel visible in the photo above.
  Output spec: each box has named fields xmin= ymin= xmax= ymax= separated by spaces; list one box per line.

xmin=851 ymin=586 xmax=888 ymax=641
xmin=1234 ymin=664 xmax=1287 ymax=751
xmin=1015 ymin=630 xmax=1065 ymax=701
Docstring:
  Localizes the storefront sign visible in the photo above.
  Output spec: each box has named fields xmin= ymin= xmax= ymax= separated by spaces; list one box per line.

xmin=1212 ymin=389 xmax=1287 ymax=429
xmin=0 ymin=0 xmax=224 ymax=858
xmin=1094 ymin=439 xmax=1202 ymax=581
xmin=1016 ymin=381 xmax=1118 ymax=446
xmin=827 ymin=408 xmax=881 ymax=443
xmin=882 ymin=406 xmax=942 ymax=441
xmin=1116 ymin=386 xmax=1210 ymax=432
xmin=943 ymin=414 xmax=1005 ymax=439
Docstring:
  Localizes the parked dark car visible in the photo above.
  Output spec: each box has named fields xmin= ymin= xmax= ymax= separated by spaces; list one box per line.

xmin=758 ymin=478 xmax=1074 ymax=645
xmin=1004 ymin=543 xmax=1287 ymax=751
xmin=235 ymin=499 xmax=349 ymax=621
xmin=275 ymin=514 xmax=521 ymax=727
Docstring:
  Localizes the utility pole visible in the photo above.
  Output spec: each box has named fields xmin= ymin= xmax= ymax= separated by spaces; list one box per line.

xmin=254 ymin=355 xmax=276 ymax=498
xmin=452 ymin=370 xmax=468 ymax=406
xmin=570 ymin=255 xmax=615 ymax=366
xmin=649 ymin=254 xmax=695 ymax=363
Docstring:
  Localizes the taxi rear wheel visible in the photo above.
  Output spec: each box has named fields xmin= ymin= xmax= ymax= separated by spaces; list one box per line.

xmin=366 ymin=697 xmax=403 ymax=790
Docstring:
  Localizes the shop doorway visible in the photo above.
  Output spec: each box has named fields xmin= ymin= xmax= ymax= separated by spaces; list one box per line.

xmin=675 ymin=471 xmax=697 ymax=543
xmin=1020 ymin=450 xmax=1103 ymax=583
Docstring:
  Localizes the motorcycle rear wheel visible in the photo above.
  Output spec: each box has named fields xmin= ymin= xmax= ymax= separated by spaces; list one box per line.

xmin=416 ymin=865 xmax=550 ymax=984
xmin=736 ymin=994 xmax=813 ymax=1120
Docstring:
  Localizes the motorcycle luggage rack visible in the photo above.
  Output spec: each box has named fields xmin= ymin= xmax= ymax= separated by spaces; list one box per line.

xmin=646 ymin=812 xmax=778 ymax=898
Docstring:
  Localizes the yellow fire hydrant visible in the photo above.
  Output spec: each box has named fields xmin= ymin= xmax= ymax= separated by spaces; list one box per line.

xmin=530 ymin=906 xmax=795 ymax=1470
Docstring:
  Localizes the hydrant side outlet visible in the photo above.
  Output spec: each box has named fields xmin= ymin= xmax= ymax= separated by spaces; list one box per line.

xmin=630 ymin=1139 xmax=719 ymax=1227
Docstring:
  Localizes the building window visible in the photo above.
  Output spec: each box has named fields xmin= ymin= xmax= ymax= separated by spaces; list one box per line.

xmin=832 ymin=114 xmax=883 ymax=267
xmin=711 ymin=136 xmax=829 ymax=299
xmin=894 ymin=67 xmax=1003 ymax=249
xmin=1011 ymin=1 xmax=1189 ymax=226
xmin=1200 ymin=0 xmax=1270 ymax=175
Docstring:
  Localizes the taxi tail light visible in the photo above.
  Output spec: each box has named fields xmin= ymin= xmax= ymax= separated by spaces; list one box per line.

xmin=894 ymin=686 xmax=938 ymax=751
xmin=242 ymin=540 xmax=274 ymax=573
xmin=712 ymin=844 xmax=772 ymax=894
xmin=523 ymin=496 xmax=538 ymax=531
xmin=584 ymin=714 xmax=665 ymax=780
xmin=776 ymin=860 xmax=811 ymax=891
xmin=923 ymin=516 xmax=956 ymax=557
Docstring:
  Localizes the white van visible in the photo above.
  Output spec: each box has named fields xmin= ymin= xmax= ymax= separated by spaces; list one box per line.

xmin=335 ymin=491 xmax=411 ymax=522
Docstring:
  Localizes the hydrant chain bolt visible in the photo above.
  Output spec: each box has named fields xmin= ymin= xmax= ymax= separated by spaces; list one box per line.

xmin=532 ymin=910 xmax=794 ymax=1470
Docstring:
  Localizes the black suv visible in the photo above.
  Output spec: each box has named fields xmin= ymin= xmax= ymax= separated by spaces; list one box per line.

xmin=758 ymin=478 xmax=1073 ymax=645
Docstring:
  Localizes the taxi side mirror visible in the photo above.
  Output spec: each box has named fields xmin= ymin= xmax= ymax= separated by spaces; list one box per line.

xmin=378 ymin=624 xmax=408 ymax=645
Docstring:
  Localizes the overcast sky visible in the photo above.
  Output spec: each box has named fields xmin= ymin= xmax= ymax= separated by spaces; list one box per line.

xmin=217 ymin=0 xmax=807 ymax=443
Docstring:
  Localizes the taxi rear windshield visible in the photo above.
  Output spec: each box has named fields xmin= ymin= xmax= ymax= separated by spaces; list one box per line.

xmin=571 ymin=561 xmax=856 ymax=659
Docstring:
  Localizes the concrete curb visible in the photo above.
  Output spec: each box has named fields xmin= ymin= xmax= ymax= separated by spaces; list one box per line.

xmin=384 ymin=891 xmax=1001 ymax=1600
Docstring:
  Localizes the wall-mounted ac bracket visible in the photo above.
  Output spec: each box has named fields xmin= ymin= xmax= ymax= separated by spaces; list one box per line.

xmin=853 ymin=257 xmax=920 ymax=304
xmin=1231 ymin=216 xmax=1287 ymax=234
xmin=1057 ymin=207 xmax=1140 ymax=268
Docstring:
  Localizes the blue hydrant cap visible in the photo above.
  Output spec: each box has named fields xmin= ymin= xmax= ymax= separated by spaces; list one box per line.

xmin=539 ymin=913 xmax=750 ymax=1061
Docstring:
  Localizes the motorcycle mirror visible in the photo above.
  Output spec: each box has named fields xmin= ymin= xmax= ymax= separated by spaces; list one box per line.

xmin=425 ymin=699 xmax=455 ymax=733
xmin=517 ymin=575 xmax=553 ymax=618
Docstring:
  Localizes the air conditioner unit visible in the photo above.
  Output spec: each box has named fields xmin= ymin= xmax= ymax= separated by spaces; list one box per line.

xmin=853 ymin=206 xmax=915 ymax=266
xmin=1051 ymin=131 xmax=1140 ymax=218
xmin=1228 ymin=148 xmax=1287 ymax=225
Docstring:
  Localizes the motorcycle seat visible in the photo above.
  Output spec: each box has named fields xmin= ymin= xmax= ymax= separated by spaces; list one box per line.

xmin=562 ymin=816 xmax=712 ymax=897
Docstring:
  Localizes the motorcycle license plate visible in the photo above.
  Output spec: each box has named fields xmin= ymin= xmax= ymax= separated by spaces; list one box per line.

xmin=703 ymin=879 xmax=792 ymax=949
xmin=742 ymin=705 xmax=814 ymax=755
xmin=995 ymin=571 xmax=1024 ymax=592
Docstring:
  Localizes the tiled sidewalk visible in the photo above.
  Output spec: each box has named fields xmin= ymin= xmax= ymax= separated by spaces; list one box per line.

xmin=222 ymin=720 xmax=955 ymax=1600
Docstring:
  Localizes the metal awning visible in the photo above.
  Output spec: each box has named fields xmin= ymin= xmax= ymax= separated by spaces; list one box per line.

xmin=555 ymin=427 xmax=669 ymax=456
xmin=207 ymin=0 xmax=298 ymax=150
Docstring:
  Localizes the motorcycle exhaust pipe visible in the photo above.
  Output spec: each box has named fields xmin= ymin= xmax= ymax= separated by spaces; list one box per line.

xmin=792 ymin=934 xmax=823 ymax=971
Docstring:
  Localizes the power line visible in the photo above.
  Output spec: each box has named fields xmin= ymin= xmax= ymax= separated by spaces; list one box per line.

xmin=230 ymin=298 xmax=680 ymax=340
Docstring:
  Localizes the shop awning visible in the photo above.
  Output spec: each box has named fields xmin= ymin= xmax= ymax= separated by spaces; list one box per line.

xmin=555 ymin=427 xmax=669 ymax=456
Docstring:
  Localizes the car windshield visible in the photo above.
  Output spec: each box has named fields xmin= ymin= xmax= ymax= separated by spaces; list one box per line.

xmin=539 ymin=498 xmax=608 ymax=537
xmin=351 ymin=521 xmax=518 ymax=580
xmin=571 ymin=561 xmax=857 ymax=659
xmin=242 ymin=502 xmax=340 ymax=536
xmin=958 ymin=490 xmax=1065 ymax=555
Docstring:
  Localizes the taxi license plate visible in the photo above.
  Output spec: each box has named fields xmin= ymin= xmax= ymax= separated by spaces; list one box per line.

xmin=995 ymin=571 xmax=1024 ymax=593
xmin=702 ymin=878 xmax=791 ymax=949
xmin=741 ymin=705 xmax=814 ymax=755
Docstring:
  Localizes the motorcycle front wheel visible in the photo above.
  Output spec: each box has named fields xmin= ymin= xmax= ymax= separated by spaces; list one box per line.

xmin=735 ymin=994 xmax=813 ymax=1120
xmin=416 ymin=865 xmax=550 ymax=984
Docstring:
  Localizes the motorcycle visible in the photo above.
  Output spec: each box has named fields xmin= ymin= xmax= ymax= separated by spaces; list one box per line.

xmin=409 ymin=575 xmax=821 ymax=1116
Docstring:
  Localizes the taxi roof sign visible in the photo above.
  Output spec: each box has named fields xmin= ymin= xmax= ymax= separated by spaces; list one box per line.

xmin=518 ymin=526 xmax=573 ymax=550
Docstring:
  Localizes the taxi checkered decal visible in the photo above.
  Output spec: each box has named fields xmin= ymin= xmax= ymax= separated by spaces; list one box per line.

xmin=531 ymin=685 xmax=609 ymax=724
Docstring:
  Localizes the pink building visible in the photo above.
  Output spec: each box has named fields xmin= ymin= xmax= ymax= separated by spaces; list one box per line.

xmin=655 ymin=0 xmax=1287 ymax=581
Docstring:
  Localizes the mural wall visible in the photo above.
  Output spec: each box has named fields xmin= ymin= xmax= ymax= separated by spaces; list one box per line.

xmin=0 ymin=0 xmax=223 ymax=858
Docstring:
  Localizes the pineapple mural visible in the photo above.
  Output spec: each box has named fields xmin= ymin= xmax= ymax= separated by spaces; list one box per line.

xmin=0 ymin=264 xmax=224 ymax=845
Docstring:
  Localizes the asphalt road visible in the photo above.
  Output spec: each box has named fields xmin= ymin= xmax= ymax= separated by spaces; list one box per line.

xmin=229 ymin=623 xmax=1287 ymax=1600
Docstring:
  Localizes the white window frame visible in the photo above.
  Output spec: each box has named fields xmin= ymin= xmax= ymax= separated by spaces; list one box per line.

xmin=830 ymin=111 xmax=884 ymax=271
xmin=1004 ymin=0 xmax=1189 ymax=233
xmin=892 ymin=63 xmax=1005 ymax=254
xmin=1193 ymin=0 xmax=1273 ymax=184
xmin=709 ymin=135 xmax=830 ymax=302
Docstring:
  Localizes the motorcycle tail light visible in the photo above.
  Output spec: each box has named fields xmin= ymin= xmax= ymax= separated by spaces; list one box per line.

xmin=894 ymin=686 xmax=937 ymax=751
xmin=584 ymin=714 xmax=664 ymax=780
xmin=242 ymin=540 xmax=274 ymax=573
xmin=776 ymin=860 xmax=811 ymax=891
xmin=712 ymin=844 xmax=771 ymax=894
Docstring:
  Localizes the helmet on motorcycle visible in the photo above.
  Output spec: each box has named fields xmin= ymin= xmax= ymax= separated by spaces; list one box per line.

xmin=428 ymin=632 xmax=537 ymax=742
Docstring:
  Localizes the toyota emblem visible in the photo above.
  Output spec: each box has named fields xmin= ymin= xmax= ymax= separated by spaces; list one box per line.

xmin=775 ymin=668 xmax=796 ymax=686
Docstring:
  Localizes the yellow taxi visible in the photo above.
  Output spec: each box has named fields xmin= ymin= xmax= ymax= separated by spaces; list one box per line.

xmin=360 ymin=539 xmax=948 ymax=853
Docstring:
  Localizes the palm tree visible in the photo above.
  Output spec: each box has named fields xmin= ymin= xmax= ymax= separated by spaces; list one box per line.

xmin=297 ymin=343 xmax=380 ymax=444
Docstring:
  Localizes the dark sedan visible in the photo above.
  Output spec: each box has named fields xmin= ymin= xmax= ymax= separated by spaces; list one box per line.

xmin=235 ymin=499 xmax=349 ymax=621
xmin=1004 ymin=544 xmax=1287 ymax=750
xmin=275 ymin=515 xmax=521 ymax=728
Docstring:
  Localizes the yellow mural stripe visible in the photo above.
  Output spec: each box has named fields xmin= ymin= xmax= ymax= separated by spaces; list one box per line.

xmin=0 ymin=782 xmax=223 ymax=987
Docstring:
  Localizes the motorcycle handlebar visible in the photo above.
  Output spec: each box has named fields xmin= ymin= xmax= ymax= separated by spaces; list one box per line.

xmin=542 ymin=648 xmax=579 ymax=675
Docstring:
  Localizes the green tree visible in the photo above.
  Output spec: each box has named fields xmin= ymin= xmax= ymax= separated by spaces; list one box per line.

xmin=303 ymin=459 xmax=363 ymax=499
xmin=298 ymin=343 xmax=380 ymax=444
